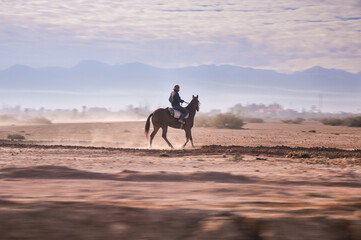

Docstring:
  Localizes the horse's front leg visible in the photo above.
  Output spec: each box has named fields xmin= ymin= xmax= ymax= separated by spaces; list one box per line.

xmin=189 ymin=130 xmax=194 ymax=148
xmin=183 ymin=129 xmax=190 ymax=148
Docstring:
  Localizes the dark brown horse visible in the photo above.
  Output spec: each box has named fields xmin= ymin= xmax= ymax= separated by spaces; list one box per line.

xmin=145 ymin=95 xmax=200 ymax=149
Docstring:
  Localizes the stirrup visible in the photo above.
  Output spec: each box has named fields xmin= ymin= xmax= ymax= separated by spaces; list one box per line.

xmin=178 ymin=119 xmax=185 ymax=124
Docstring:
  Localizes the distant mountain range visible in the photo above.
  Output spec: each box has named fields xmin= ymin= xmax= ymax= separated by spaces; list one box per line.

xmin=0 ymin=61 xmax=360 ymax=112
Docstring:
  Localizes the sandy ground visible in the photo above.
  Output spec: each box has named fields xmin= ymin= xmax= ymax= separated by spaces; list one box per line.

xmin=0 ymin=121 xmax=360 ymax=149
xmin=0 ymin=121 xmax=360 ymax=239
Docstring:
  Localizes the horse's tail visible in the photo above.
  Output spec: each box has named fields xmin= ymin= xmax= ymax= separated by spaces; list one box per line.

xmin=145 ymin=113 xmax=153 ymax=139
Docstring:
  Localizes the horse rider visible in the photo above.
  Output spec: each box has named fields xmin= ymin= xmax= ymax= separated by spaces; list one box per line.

xmin=169 ymin=85 xmax=189 ymax=124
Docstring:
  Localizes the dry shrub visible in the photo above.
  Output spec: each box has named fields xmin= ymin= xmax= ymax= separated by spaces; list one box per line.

xmin=226 ymin=152 xmax=243 ymax=162
xmin=282 ymin=119 xmax=293 ymax=124
xmin=195 ymin=115 xmax=211 ymax=127
xmin=7 ymin=134 xmax=25 ymax=141
xmin=209 ymin=113 xmax=244 ymax=129
xmin=244 ymin=117 xmax=264 ymax=123
xmin=159 ymin=152 xmax=170 ymax=157
xmin=343 ymin=116 xmax=361 ymax=127
xmin=26 ymin=117 xmax=52 ymax=124
xmin=282 ymin=118 xmax=304 ymax=124
xmin=195 ymin=114 xmax=244 ymax=129
xmin=288 ymin=151 xmax=311 ymax=158
xmin=300 ymin=158 xmax=361 ymax=166
xmin=321 ymin=118 xmax=343 ymax=126
xmin=0 ymin=115 xmax=17 ymax=122
xmin=321 ymin=116 xmax=361 ymax=127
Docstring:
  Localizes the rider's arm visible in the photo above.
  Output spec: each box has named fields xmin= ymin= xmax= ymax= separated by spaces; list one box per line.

xmin=178 ymin=93 xmax=185 ymax=103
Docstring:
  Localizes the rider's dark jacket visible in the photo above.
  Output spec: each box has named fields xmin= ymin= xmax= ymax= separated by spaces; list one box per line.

xmin=169 ymin=90 xmax=184 ymax=107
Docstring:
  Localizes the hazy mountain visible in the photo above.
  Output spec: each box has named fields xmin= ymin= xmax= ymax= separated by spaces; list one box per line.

xmin=1 ymin=61 xmax=359 ymax=92
xmin=0 ymin=61 xmax=360 ymax=112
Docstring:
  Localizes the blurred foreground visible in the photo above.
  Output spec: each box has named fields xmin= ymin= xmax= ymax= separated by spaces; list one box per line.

xmin=0 ymin=122 xmax=360 ymax=239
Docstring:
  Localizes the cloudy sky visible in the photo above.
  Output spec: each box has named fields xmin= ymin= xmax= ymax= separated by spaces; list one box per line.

xmin=1 ymin=0 xmax=361 ymax=73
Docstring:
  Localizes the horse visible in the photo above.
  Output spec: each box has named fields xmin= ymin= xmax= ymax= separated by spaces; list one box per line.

xmin=145 ymin=95 xmax=200 ymax=149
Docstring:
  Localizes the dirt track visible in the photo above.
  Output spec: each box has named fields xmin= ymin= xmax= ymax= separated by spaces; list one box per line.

xmin=1 ymin=121 xmax=361 ymax=150
xmin=1 ymin=140 xmax=361 ymax=159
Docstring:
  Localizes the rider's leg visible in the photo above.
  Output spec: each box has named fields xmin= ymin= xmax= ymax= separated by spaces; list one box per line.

xmin=173 ymin=106 xmax=188 ymax=123
xmin=180 ymin=108 xmax=189 ymax=122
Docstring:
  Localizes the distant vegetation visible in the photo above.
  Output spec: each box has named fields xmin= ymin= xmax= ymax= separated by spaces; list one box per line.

xmin=196 ymin=113 xmax=245 ymax=129
xmin=1 ymin=102 xmax=360 ymax=126
xmin=0 ymin=104 xmax=149 ymax=125
xmin=210 ymin=114 xmax=245 ymax=129
xmin=282 ymin=118 xmax=305 ymax=124
xmin=25 ymin=117 xmax=52 ymax=125
xmin=194 ymin=115 xmax=210 ymax=128
xmin=321 ymin=116 xmax=361 ymax=127
xmin=321 ymin=118 xmax=343 ymax=126
xmin=7 ymin=134 xmax=25 ymax=141
xmin=244 ymin=117 xmax=264 ymax=123
xmin=0 ymin=115 xmax=52 ymax=125
xmin=0 ymin=115 xmax=17 ymax=122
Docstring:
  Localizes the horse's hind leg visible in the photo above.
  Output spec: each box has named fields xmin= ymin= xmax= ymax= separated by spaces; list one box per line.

xmin=162 ymin=126 xmax=174 ymax=149
xmin=149 ymin=126 xmax=160 ymax=148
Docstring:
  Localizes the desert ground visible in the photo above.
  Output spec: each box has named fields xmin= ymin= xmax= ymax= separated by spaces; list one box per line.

xmin=0 ymin=121 xmax=360 ymax=239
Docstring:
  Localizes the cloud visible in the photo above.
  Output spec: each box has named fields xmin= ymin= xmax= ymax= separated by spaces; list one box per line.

xmin=336 ymin=17 xmax=361 ymax=21
xmin=284 ymin=7 xmax=298 ymax=11
xmin=0 ymin=0 xmax=360 ymax=72
xmin=162 ymin=9 xmax=224 ymax=12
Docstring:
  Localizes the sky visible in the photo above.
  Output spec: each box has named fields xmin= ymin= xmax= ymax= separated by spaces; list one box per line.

xmin=1 ymin=0 xmax=361 ymax=73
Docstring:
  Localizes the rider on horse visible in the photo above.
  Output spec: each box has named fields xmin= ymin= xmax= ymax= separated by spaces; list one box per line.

xmin=169 ymin=85 xmax=189 ymax=124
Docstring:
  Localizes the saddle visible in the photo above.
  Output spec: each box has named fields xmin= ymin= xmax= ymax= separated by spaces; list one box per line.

xmin=167 ymin=107 xmax=189 ymax=119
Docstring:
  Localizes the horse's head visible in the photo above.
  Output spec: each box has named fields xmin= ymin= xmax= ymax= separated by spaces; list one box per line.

xmin=191 ymin=95 xmax=200 ymax=112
